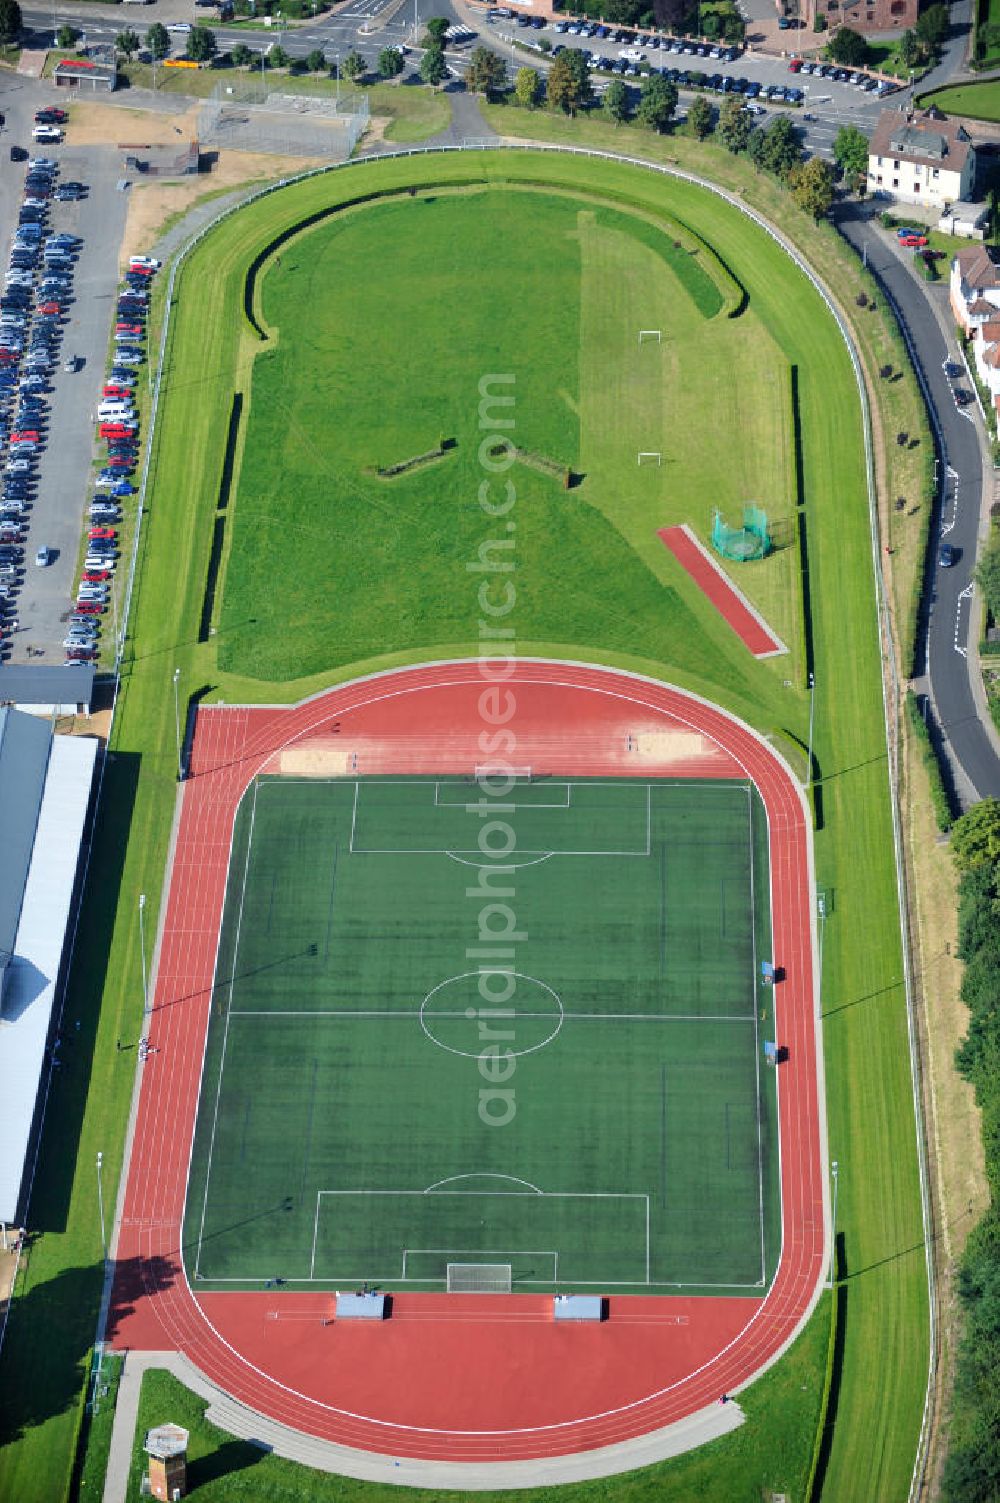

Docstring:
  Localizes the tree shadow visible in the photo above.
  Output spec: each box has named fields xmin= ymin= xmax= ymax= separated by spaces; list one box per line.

xmin=0 ymin=1253 xmax=176 ymax=1448
xmin=106 ymin=1253 xmax=181 ymax=1347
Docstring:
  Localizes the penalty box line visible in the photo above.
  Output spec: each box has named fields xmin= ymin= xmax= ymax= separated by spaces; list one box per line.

xmin=349 ymin=782 xmax=652 ymax=858
xmin=310 ymin=1189 xmax=651 ymax=1283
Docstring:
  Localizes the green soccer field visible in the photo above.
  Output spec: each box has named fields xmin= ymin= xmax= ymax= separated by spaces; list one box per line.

xmin=183 ymin=775 xmax=780 ymax=1293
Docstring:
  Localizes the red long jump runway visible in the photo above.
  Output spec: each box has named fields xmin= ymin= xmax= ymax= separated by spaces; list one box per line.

xmin=658 ymin=525 xmax=787 ymax=659
xmin=109 ymin=661 xmax=826 ymax=1464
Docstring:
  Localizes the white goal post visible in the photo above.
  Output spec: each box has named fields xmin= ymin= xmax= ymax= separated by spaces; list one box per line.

xmin=637 ymin=451 xmax=662 ymax=466
xmin=638 ymin=329 xmax=662 ymax=345
xmin=447 ymin=1262 xmax=513 ymax=1293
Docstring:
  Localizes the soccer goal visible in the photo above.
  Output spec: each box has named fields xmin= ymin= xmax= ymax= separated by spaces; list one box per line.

xmin=447 ymin=1262 xmax=513 ymax=1293
xmin=638 ymin=329 xmax=662 ymax=345
xmin=637 ymin=452 xmax=662 ymax=466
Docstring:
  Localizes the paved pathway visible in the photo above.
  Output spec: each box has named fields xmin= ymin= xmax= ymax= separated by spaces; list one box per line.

xmin=101 ymin=1348 xmax=745 ymax=1502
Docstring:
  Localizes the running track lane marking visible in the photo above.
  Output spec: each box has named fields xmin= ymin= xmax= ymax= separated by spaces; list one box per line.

xmin=657 ymin=525 xmax=787 ymax=659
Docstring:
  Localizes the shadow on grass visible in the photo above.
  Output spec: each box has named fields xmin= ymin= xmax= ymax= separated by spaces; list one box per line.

xmin=189 ymin=1437 xmax=271 ymax=1489
xmin=25 ymin=752 xmax=141 ymax=1238
xmin=0 ymin=1255 xmax=176 ymax=1448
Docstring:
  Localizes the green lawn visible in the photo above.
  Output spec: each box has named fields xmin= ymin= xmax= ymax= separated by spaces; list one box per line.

xmin=917 ymin=80 xmax=1000 ymax=120
xmin=126 ymin=1295 xmax=831 ymax=1503
xmin=184 ymin=776 xmax=778 ymax=1293
xmin=0 ymin=149 xmax=928 ymax=1503
xmin=219 ymin=184 xmax=799 ymax=693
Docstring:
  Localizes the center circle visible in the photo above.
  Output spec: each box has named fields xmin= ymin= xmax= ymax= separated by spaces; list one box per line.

xmin=419 ymin=971 xmax=564 ymax=1059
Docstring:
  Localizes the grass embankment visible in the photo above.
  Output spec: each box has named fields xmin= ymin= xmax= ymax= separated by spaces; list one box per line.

xmin=125 ymin=1303 xmax=830 ymax=1503
xmin=0 ymin=151 xmax=928 ymax=1503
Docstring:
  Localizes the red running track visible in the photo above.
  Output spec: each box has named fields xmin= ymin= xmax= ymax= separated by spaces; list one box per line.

xmin=658 ymin=525 xmax=787 ymax=659
xmin=109 ymin=660 xmax=826 ymax=1462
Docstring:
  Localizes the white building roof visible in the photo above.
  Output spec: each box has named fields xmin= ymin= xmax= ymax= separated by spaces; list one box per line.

xmin=0 ymin=734 xmax=98 ymax=1224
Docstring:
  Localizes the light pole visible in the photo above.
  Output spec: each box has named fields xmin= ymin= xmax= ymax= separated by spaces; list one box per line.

xmin=172 ymin=666 xmax=183 ymax=781
xmin=335 ymin=50 xmax=340 ymax=109
xmin=139 ymin=892 xmax=150 ymax=1015
xmin=828 ymin=1159 xmax=839 ymax=1287
xmin=807 ymin=671 xmax=816 ymax=790
xmin=96 ymin=1152 xmax=107 ymax=1265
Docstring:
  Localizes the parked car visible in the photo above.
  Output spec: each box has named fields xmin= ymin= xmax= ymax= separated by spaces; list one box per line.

xmin=899 ymin=234 xmax=928 ymax=248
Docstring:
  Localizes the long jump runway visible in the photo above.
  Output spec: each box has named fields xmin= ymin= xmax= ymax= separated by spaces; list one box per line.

xmin=108 ymin=659 xmax=826 ymax=1467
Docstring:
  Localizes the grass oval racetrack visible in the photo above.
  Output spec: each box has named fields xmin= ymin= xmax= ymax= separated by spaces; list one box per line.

xmin=126 ymin=149 xmax=928 ymax=1502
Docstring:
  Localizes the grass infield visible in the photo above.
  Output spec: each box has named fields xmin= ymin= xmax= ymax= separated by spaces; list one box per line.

xmin=184 ymin=776 xmax=778 ymax=1293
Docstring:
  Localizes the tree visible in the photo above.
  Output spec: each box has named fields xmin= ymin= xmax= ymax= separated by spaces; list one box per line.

xmin=186 ymin=24 xmax=217 ymax=62
xmin=116 ymin=27 xmax=140 ymax=58
xmin=687 ymin=93 xmax=713 ymax=139
xmin=603 ymin=76 xmax=630 ymax=123
xmin=378 ymin=44 xmax=404 ymax=79
xmin=419 ymin=41 xmax=447 ymax=86
xmin=636 ymin=72 xmax=677 ymax=131
xmin=56 ymin=22 xmax=77 ymax=49
xmin=952 ymin=799 xmax=1000 ymax=871
xmin=514 ymin=65 xmax=541 ymax=109
xmin=546 ymin=49 xmax=590 ymax=113
xmin=564 ymin=46 xmax=593 ymax=108
xmin=341 ymin=49 xmax=366 ymax=81
xmin=977 ymin=530 xmax=1000 ymax=621
xmin=916 ymin=1 xmax=948 ymax=51
xmin=899 ymin=27 xmax=921 ymax=68
xmin=652 ymin=0 xmax=689 ymax=31
xmin=466 ymin=43 xmax=506 ymax=97
xmin=425 ymin=15 xmax=449 ymax=39
xmin=789 ymin=155 xmax=834 ymax=219
xmin=146 ymin=21 xmax=170 ymax=60
xmin=268 ymin=42 xmax=289 ymax=67
xmin=718 ymin=93 xmax=753 ymax=153
xmin=833 ymin=123 xmax=869 ymax=185
xmin=759 ymin=112 xmax=802 ymax=177
xmin=306 ymin=47 xmax=326 ymax=72
xmin=231 ymin=41 xmax=252 ymax=66
xmin=827 ymin=25 xmax=868 ymax=66
xmin=0 ymin=0 xmax=21 ymax=46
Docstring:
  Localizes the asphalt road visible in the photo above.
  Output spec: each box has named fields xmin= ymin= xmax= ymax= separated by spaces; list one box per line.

xmin=1 ymin=75 xmax=130 ymax=664
xmin=837 ymin=202 xmax=1000 ymax=804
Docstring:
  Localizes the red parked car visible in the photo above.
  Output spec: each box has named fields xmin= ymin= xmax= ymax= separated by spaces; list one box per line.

xmin=81 ymin=570 xmax=112 ymax=582
xmin=899 ymin=234 xmax=928 ymax=248
xmin=74 ymin=601 xmax=104 ymax=615
xmin=88 ymin=527 xmax=117 ymax=540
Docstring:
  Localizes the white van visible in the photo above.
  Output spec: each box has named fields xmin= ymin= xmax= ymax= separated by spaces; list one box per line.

xmin=98 ymin=402 xmax=134 ymax=420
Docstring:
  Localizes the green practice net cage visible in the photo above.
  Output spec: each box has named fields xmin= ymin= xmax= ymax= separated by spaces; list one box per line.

xmin=711 ymin=506 xmax=771 ymax=562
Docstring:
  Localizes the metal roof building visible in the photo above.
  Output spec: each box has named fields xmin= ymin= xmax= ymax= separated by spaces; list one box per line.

xmin=0 ymin=664 xmax=96 ymax=717
xmin=0 ymin=711 xmax=98 ymax=1226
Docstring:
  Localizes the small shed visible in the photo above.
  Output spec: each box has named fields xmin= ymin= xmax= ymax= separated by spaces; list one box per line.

xmin=335 ymin=1292 xmax=387 ymax=1320
xmin=120 ymin=141 xmax=199 ymax=178
xmin=553 ymin=1295 xmax=606 ymax=1322
xmin=939 ymin=200 xmax=991 ymax=241
xmin=144 ymin=1423 xmax=189 ymax=1500
xmin=54 ymin=55 xmax=117 ymax=93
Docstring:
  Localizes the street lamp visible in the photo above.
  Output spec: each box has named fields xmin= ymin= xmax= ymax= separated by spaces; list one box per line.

xmin=828 ymin=1160 xmax=839 ymax=1287
xmin=807 ymin=672 xmax=816 ymax=791
xmin=139 ymin=892 xmax=150 ymax=1015
xmin=172 ymin=666 xmax=183 ymax=781
xmin=334 ymin=50 xmax=340 ymax=109
xmin=96 ymin=1152 xmax=107 ymax=1264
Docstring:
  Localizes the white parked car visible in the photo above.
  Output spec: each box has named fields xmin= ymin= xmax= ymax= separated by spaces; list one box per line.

xmin=128 ymin=256 xmax=161 ymax=270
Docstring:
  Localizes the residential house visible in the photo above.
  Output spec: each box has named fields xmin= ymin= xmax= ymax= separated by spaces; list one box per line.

xmin=867 ymin=109 xmax=977 ymax=208
xmin=950 ymin=244 xmax=1000 ymax=334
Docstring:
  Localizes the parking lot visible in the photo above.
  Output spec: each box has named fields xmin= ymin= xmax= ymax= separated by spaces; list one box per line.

xmin=0 ymin=77 xmax=131 ymax=665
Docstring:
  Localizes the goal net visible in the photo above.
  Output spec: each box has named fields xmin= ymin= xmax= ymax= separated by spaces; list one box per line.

xmin=446 ymin=1262 xmax=513 ymax=1293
